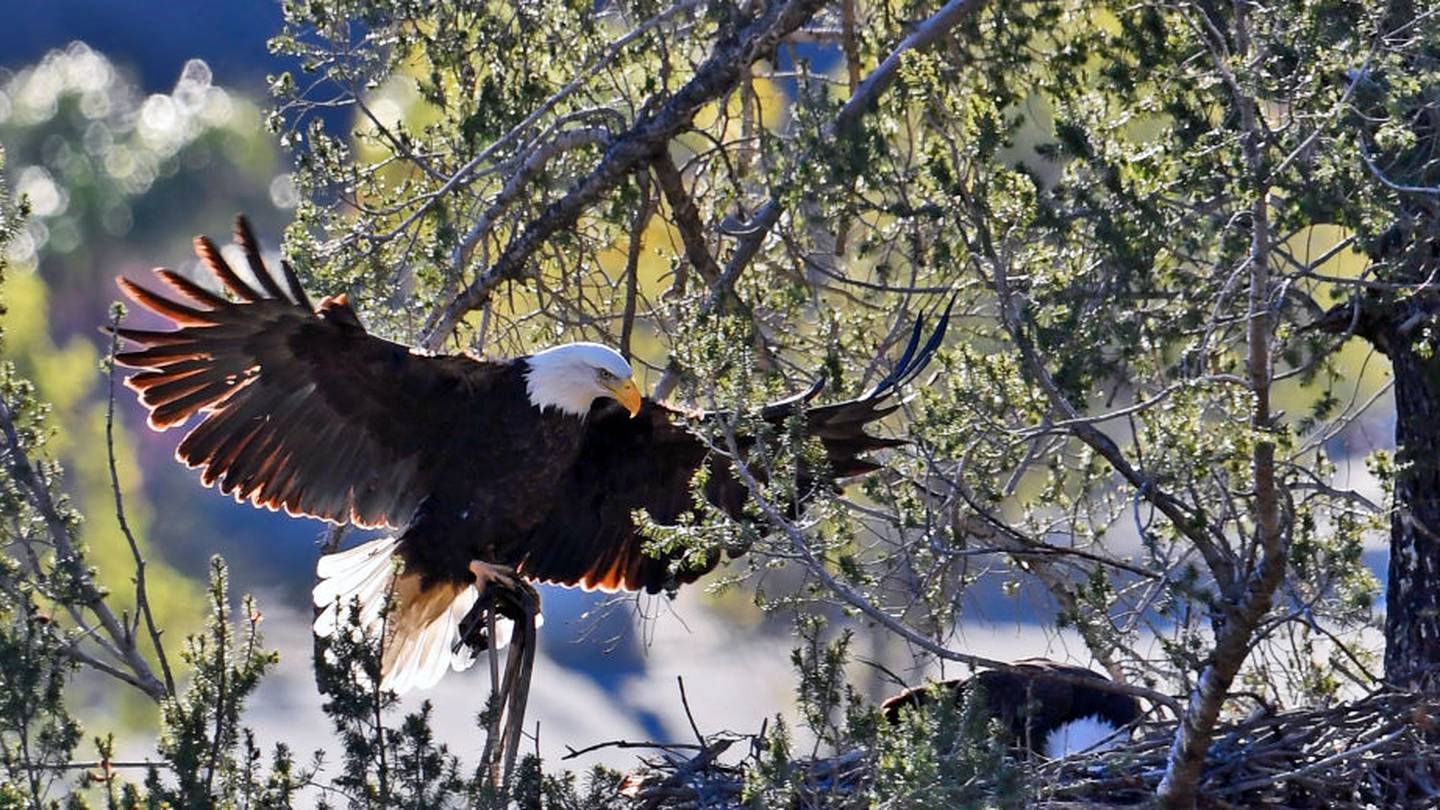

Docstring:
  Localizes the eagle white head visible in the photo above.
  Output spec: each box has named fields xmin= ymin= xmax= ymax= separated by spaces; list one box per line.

xmin=524 ymin=342 xmax=641 ymax=418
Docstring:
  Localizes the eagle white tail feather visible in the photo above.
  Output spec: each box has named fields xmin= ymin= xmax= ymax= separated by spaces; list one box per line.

xmin=381 ymin=586 xmax=483 ymax=693
xmin=1042 ymin=715 xmax=1123 ymax=758
xmin=313 ymin=536 xmax=402 ymax=636
xmin=311 ymin=536 xmax=497 ymax=694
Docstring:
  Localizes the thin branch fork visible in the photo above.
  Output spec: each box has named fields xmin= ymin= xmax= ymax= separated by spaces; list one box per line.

xmin=0 ymin=397 xmax=168 ymax=702
xmin=449 ymin=126 xmax=614 ymax=285
xmin=943 ymin=487 xmax=1130 ymax=682
xmin=562 ymin=739 xmax=703 ymax=761
xmin=649 ymin=149 xmax=778 ymax=397
xmin=105 ymin=310 xmax=176 ymax=697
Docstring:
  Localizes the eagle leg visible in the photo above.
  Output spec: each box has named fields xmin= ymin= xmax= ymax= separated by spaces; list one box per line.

xmin=466 ymin=560 xmax=540 ymax=791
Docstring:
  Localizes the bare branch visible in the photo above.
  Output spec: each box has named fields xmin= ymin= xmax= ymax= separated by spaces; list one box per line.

xmin=104 ymin=308 xmax=176 ymax=698
xmin=0 ymin=397 xmax=166 ymax=701
xmin=718 ymin=424 xmax=1183 ymax=715
xmin=448 ymin=126 xmax=614 ymax=288
xmin=651 ymin=150 xmax=723 ymax=292
xmin=620 ymin=178 xmax=658 ymax=360
xmin=421 ymin=0 xmax=833 ymax=349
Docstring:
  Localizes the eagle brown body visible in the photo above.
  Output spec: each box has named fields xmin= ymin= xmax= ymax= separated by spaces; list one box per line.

xmin=115 ymin=216 xmax=948 ymax=691
xmin=881 ymin=658 xmax=1142 ymax=757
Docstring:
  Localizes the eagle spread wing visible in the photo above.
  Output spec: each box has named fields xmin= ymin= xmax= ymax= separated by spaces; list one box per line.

xmin=117 ymin=215 xmax=947 ymax=691
xmin=115 ymin=216 xmax=495 ymax=530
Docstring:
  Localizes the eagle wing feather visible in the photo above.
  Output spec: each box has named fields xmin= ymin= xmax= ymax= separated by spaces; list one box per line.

xmin=115 ymin=215 xmax=496 ymax=530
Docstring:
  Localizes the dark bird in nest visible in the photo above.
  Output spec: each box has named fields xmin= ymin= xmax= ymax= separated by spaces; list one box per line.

xmin=113 ymin=215 xmax=950 ymax=696
xmin=881 ymin=658 xmax=1142 ymax=758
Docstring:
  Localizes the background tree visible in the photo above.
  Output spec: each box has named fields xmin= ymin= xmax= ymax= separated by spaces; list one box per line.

xmin=1 ymin=0 xmax=1439 ymax=807
xmin=1306 ymin=4 xmax=1440 ymax=689
xmin=267 ymin=0 xmax=1438 ymax=806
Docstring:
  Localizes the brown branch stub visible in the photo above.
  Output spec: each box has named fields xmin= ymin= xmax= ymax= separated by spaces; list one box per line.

xmin=652 ymin=149 xmax=723 ymax=292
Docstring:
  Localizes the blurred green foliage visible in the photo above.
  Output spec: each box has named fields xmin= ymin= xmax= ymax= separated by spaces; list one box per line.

xmin=0 ymin=43 xmax=281 ymax=310
xmin=0 ymin=43 xmax=303 ymax=728
xmin=3 ymin=272 xmax=201 ymax=688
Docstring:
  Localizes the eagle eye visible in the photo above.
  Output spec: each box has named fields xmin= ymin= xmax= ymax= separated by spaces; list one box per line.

xmin=597 ymin=368 xmax=616 ymax=381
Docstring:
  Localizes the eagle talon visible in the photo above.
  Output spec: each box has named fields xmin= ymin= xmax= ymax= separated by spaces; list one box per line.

xmin=468 ymin=560 xmax=520 ymax=592
xmin=457 ymin=562 xmax=540 ymax=656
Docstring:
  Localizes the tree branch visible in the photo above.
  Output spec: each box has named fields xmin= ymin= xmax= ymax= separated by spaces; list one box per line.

xmin=0 ymin=397 xmax=167 ymax=702
xmin=720 ymin=0 xmax=988 ymax=272
xmin=104 ymin=309 xmax=176 ymax=697
xmin=981 ymin=222 xmax=1240 ymax=596
xmin=718 ymin=425 xmax=1182 ymax=714
xmin=619 ymin=178 xmax=658 ymax=360
xmin=447 ymin=126 xmax=613 ymax=292
xmin=651 ymin=149 xmax=724 ymax=292
xmin=1158 ymin=8 xmax=1292 ymax=800
xmin=651 ymin=0 xmax=988 ymax=398
xmin=421 ymin=0 xmax=831 ymax=349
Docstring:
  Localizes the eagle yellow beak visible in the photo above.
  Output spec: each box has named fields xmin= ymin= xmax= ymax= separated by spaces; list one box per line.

xmin=609 ymin=377 xmax=642 ymax=418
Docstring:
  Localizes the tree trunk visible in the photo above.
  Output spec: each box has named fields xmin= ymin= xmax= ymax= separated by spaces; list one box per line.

xmin=1382 ymin=314 xmax=1440 ymax=688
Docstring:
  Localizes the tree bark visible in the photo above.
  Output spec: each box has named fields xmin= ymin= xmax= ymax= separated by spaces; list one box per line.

xmin=1316 ymin=290 xmax=1440 ymax=688
xmin=1381 ymin=307 xmax=1440 ymax=688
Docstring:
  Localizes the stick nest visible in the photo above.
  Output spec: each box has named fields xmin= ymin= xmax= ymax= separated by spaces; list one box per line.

xmin=612 ymin=690 xmax=1440 ymax=808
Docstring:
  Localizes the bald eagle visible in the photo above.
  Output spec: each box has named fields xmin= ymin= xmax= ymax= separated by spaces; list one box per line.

xmin=115 ymin=217 xmax=946 ymax=693
xmin=880 ymin=659 xmax=1142 ymax=758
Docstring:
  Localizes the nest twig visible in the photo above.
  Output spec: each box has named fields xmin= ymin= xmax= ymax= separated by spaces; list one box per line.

xmin=606 ymin=690 xmax=1440 ymax=808
xmin=1039 ymin=690 xmax=1440 ymax=807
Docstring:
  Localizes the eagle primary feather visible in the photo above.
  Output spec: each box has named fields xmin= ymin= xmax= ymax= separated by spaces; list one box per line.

xmin=115 ymin=216 xmax=949 ymax=692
